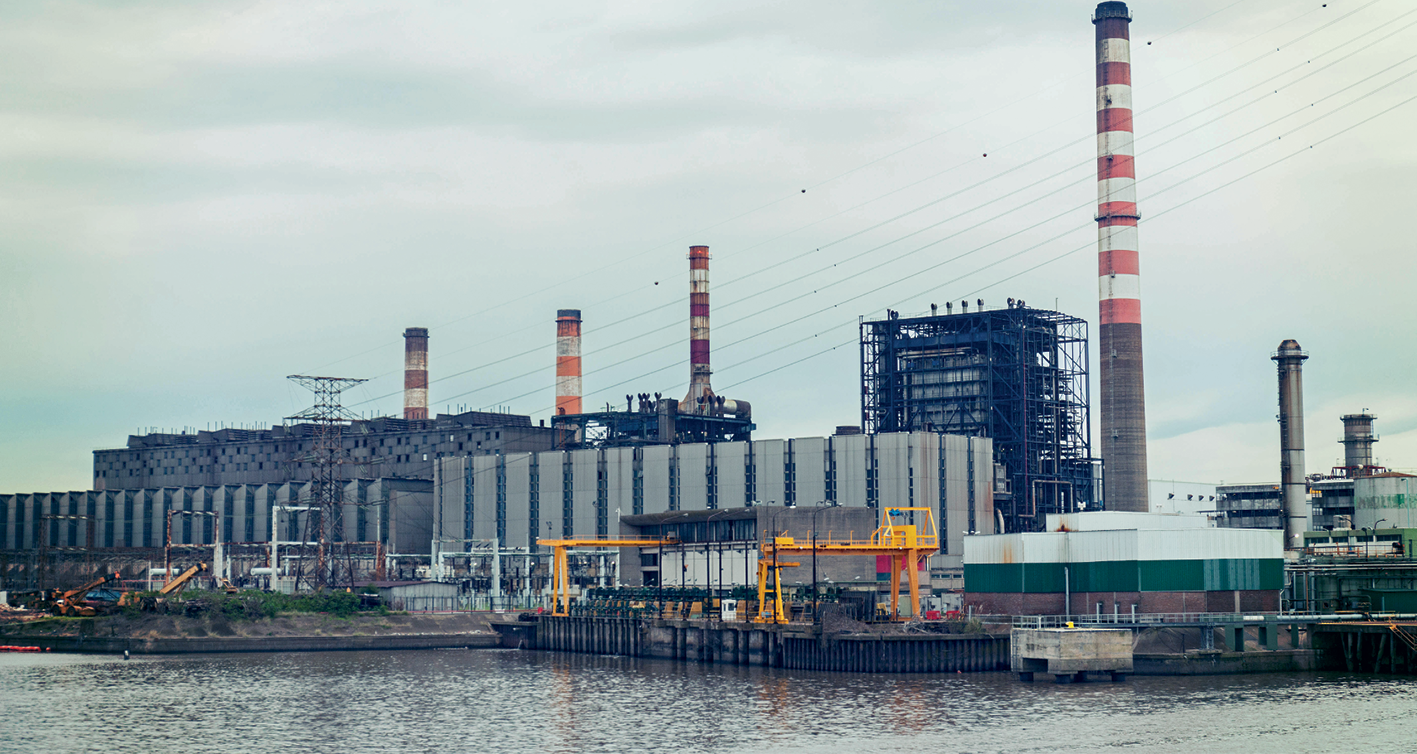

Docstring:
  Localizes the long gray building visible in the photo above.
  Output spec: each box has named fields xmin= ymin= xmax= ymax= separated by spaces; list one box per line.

xmin=92 ymin=410 xmax=556 ymax=491
xmin=6 ymin=431 xmax=997 ymax=584
xmin=433 ymin=431 xmax=999 ymax=572
xmin=1 ymin=478 xmax=433 ymax=557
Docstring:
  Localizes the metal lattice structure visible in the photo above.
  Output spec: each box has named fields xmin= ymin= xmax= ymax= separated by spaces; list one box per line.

xmin=286 ymin=374 xmax=367 ymax=589
xmin=552 ymin=401 xmax=753 ymax=450
xmin=860 ymin=306 xmax=1098 ymax=532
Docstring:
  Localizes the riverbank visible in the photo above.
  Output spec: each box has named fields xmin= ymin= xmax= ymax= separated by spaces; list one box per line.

xmin=0 ymin=611 xmax=498 ymax=654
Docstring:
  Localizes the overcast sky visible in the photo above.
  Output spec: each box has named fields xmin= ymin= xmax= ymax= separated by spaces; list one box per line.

xmin=3 ymin=0 xmax=1415 ymax=494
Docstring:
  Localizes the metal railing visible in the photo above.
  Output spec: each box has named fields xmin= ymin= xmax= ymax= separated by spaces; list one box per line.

xmin=1006 ymin=611 xmax=1417 ymax=628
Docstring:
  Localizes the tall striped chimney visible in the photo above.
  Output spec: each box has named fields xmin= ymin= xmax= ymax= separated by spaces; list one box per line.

xmin=403 ymin=327 xmax=429 ymax=420
xmin=1094 ymin=2 xmax=1149 ymax=511
xmin=683 ymin=245 xmax=715 ymax=412
xmin=555 ymin=309 xmax=582 ymax=416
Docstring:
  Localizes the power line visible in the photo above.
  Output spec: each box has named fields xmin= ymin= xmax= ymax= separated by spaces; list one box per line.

xmin=715 ymin=87 xmax=1417 ymax=396
xmin=447 ymin=35 xmax=1417 ymax=414
xmin=302 ymin=1 xmax=1329 ymax=381
xmin=355 ymin=1 xmax=1405 ymax=414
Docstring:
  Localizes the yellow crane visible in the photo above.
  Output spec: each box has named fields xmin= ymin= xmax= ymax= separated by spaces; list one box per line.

xmin=51 ymin=572 xmax=123 ymax=617
xmin=755 ymin=506 xmax=939 ymax=624
xmin=536 ymin=536 xmax=676 ymax=616
xmin=158 ymin=562 xmax=210 ymax=596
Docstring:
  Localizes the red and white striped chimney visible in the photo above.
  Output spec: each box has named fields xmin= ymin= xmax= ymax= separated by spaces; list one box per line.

xmin=403 ymin=327 xmax=429 ymax=420
xmin=682 ymin=245 xmax=715 ymax=412
xmin=1094 ymin=1 xmax=1149 ymax=511
xmin=555 ymin=309 xmax=582 ymax=416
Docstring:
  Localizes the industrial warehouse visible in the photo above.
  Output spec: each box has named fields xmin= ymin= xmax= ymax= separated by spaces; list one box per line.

xmin=5 ymin=0 xmax=1417 ymax=685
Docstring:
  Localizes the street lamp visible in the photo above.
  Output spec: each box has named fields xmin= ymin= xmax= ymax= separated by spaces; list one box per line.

xmin=809 ymin=503 xmax=832 ymax=622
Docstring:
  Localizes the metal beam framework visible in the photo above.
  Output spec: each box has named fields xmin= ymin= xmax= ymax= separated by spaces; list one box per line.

xmin=756 ymin=506 xmax=939 ymax=624
xmin=861 ymin=307 xmax=1097 ymax=532
xmin=286 ymin=374 xmax=367 ymax=590
xmin=552 ymin=409 xmax=753 ymax=450
xmin=537 ymin=535 xmax=676 ymax=616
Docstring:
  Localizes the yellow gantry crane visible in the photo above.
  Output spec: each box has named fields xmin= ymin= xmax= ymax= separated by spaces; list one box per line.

xmin=755 ymin=506 xmax=939 ymax=624
xmin=537 ymin=536 xmax=676 ymax=616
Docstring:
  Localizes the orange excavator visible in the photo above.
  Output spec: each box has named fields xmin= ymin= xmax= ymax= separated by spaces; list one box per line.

xmin=51 ymin=572 xmax=123 ymax=617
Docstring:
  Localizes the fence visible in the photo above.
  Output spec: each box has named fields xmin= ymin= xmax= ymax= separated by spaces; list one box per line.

xmin=391 ymin=594 xmax=554 ymax=613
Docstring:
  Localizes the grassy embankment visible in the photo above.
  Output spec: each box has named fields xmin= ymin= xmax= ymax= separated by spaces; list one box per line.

xmin=0 ymin=590 xmax=491 ymax=639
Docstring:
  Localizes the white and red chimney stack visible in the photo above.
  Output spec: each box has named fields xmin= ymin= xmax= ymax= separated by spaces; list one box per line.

xmin=1094 ymin=1 xmax=1148 ymax=511
xmin=403 ymin=327 xmax=429 ymax=420
xmin=683 ymin=245 xmax=715 ymax=411
xmin=555 ymin=309 xmax=583 ymax=416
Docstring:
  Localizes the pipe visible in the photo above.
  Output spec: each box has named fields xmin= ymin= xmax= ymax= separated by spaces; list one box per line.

xmin=1273 ymin=339 xmax=1309 ymax=551
xmin=403 ymin=327 xmax=429 ymax=420
xmin=1094 ymin=1 xmax=1149 ymax=511
xmin=555 ymin=309 xmax=583 ymax=416
xmin=720 ymin=399 xmax=751 ymax=420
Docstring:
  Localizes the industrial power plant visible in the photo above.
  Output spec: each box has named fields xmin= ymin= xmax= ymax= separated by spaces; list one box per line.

xmin=5 ymin=2 xmax=1416 ymax=680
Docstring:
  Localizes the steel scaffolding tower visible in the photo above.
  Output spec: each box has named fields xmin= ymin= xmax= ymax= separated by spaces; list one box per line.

xmin=861 ymin=306 xmax=1099 ymax=532
xmin=286 ymin=374 xmax=367 ymax=589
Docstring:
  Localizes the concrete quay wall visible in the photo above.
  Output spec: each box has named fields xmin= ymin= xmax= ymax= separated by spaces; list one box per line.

xmin=1 ymin=632 xmax=499 ymax=654
xmin=532 ymin=616 xmax=1011 ymax=673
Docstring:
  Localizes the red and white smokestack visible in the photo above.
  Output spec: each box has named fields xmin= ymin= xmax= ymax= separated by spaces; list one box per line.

xmin=403 ymin=327 xmax=429 ymax=420
xmin=1095 ymin=1 xmax=1149 ymax=511
xmin=555 ymin=309 xmax=582 ymax=416
xmin=683 ymin=245 xmax=715 ymax=412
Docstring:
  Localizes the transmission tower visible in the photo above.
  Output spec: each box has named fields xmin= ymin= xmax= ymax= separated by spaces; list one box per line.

xmin=287 ymin=374 xmax=367 ymax=590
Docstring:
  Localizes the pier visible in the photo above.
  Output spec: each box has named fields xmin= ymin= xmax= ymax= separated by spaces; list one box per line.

xmin=500 ymin=615 xmax=1010 ymax=673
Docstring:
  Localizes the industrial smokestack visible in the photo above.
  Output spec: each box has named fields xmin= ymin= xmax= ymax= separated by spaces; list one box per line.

xmin=1340 ymin=412 xmax=1378 ymax=476
xmin=403 ymin=327 xmax=429 ymax=420
xmin=1094 ymin=2 xmax=1149 ymax=511
xmin=1273 ymin=339 xmax=1308 ymax=551
xmin=555 ymin=309 xmax=583 ymax=416
xmin=683 ymin=245 xmax=715 ymax=412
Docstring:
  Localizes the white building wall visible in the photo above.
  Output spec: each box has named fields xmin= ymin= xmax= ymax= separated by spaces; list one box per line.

xmin=643 ymin=446 xmax=672 ymax=515
xmin=941 ymin=435 xmax=970 ymax=555
xmin=534 ymin=451 xmax=563 ymax=542
xmin=472 ymin=455 xmax=499 ymax=542
xmin=571 ymin=449 xmax=598 ymax=536
xmin=793 ymin=438 xmax=828 ymax=506
xmin=754 ymin=440 xmax=787 ymax=506
xmin=504 ymin=454 xmax=532 ymax=548
xmin=876 ymin=432 xmax=913 ymax=508
xmin=678 ymin=444 xmax=709 ymax=511
xmin=834 ymin=434 xmax=869 ymax=508
xmin=605 ymin=447 xmax=636 ymax=520
xmin=974 ymin=437 xmax=996 ymax=536
xmin=716 ymin=442 xmax=748 ymax=508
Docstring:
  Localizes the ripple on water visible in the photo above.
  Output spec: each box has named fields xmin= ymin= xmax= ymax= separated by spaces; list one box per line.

xmin=0 ymin=650 xmax=1413 ymax=754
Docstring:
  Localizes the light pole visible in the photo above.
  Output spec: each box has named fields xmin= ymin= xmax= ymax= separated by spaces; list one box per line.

xmin=703 ymin=509 xmax=734 ymax=617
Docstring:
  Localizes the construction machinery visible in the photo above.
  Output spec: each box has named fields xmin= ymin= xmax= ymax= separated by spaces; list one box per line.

xmin=50 ymin=572 xmax=123 ymax=617
xmin=755 ymin=506 xmax=939 ymax=624
xmin=158 ymin=562 xmax=209 ymax=596
xmin=536 ymin=536 xmax=677 ymax=616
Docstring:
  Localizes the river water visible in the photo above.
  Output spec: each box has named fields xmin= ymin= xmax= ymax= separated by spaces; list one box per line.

xmin=1 ymin=649 xmax=1412 ymax=753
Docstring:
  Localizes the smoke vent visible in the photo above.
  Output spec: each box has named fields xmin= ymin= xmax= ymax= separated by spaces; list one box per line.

xmin=1273 ymin=339 xmax=1308 ymax=551
xmin=555 ymin=309 xmax=582 ymax=416
xmin=1340 ymin=412 xmax=1379 ymax=475
xmin=403 ymin=327 xmax=429 ymax=420
xmin=1094 ymin=1 xmax=1149 ymax=511
xmin=679 ymin=245 xmax=749 ymax=420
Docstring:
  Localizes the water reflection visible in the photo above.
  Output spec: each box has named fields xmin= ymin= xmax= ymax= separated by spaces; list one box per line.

xmin=1 ymin=650 xmax=1414 ymax=754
